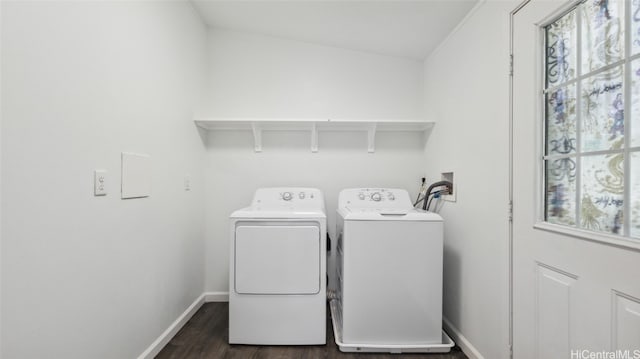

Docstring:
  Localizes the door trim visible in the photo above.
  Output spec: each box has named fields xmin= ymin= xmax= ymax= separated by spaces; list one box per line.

xmin=509 ymin=3 xmax=533 ymax=358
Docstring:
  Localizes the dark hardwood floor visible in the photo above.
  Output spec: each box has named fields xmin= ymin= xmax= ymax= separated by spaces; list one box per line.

xmin=156 ymin=302 xmax=468 ymax=359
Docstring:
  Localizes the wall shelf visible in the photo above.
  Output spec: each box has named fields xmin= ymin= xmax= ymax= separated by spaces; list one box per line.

xmin=194 ymin=118 xmax=434 ymax=153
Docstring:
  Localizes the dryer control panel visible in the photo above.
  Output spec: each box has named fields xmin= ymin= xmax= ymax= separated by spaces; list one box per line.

xmin=251 ymin=187 xmax=325 ymax=212
xmin=338 ymin=188 xmax=412 ymax=210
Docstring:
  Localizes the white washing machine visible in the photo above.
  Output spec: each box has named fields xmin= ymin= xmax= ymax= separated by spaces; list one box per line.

xmin=330 ymin=188 xmax=454 ymax=353
xmin=229 ymin=187 xmax=327 ymax=345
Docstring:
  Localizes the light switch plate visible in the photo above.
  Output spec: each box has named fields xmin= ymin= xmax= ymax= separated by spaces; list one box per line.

xmin=121 ymin=152 xmax=151 ymax=199
xmin=94 ymin=170 xmax=107 ymax=196
xmin=184 ymin=175 xmax=191 ymax=191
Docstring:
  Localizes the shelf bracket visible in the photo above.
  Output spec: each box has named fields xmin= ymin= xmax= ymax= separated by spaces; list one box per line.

xmin=251 ymin=122 xmax=262 ymax=152
xmin=311 ymin=122 xmax=318 ymax=153
xmin=367 ymin=123 xmax=377 ymax=153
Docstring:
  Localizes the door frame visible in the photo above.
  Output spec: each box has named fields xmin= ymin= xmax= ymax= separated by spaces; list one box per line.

xmin=509 ymin=2 xmax=532 ymax=358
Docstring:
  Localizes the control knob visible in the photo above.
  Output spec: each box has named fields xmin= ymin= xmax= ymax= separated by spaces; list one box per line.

xmin=282 ymin=192 xmax=293 ymax=201
xmin=358 ymin=193 xmax=365 ymax=200
xmin=298 ymin=192 xmax=305 ymax=199
xmin=371 ymin=192 xmax=382 ymax=202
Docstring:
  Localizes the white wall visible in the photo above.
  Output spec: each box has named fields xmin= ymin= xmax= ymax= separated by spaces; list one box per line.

xmin=202 ymin=29 xmax=424 ymax=118
xmin=422 ymin=1 xmax=517 ymax=358
xmin=203 ymin=29 xmax=427 ymax=292
xmin=1 ymin=2 xmax=207 ymax=358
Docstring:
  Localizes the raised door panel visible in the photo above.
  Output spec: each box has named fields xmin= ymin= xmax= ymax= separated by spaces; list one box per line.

xmin=613 ymin=292 xmax=640 ymax=352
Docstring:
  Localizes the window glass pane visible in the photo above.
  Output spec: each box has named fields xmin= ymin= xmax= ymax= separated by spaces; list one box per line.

xmin=581 ymin=66 xmax=624 ymax=152
xmin=543 ymin=1 xmax=635 ymax=241
xmin=546 ymin=159 xmax=577 ymax=226
xmin=546 ymin=10 xmax=577 ymax=86
xmin=581 ymin=154 xmax=625 ymax=235
xmin=581 ymin=0 xmax=625 ymax=73
xmin=631 ymin=152 xmax=640 ymax=238
xmin=632 ymin=58 xmax=640 ymax=147
xmin=631 ymin=0 xmax=640 ymax=55
xmin=546 ymin=85 xmax=577 ymax=155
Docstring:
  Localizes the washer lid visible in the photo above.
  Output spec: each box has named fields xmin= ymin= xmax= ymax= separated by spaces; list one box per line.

xmin=340 ymin=207 xmax=442 ymax=221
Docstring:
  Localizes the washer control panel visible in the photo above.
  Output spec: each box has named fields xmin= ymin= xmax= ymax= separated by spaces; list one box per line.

xmin=354 ymin=189 xmax=399 ymax=202
xmin=339 ymin=188 xmax=412 ymax=210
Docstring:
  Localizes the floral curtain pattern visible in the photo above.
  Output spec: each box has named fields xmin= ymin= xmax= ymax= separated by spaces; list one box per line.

xmin=581 ymin=0 xmax=624 ymax=73
xmin=580 ymin=66 xmax=624 ymax=152
xmin=547 ymin=10 xmax=577 ymax=86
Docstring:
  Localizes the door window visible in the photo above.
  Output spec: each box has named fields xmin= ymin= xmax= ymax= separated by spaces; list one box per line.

xmin=543 ymin=0 xmax=640 ymax=239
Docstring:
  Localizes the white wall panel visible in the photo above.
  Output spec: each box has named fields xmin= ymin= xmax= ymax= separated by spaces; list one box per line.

xmin=1 ymin=2 xmax=207 ymax=358
xmin=421 ymin=2 xmax=519 ymax=358
xmin=202 ymin=29 xmax=424 ymax=119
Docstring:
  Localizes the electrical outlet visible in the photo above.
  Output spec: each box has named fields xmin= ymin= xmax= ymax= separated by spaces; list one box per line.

xmin=94 ymin=170 xmax=107 ymax=196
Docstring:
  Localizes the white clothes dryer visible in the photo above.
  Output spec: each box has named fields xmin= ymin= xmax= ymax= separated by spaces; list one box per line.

xmin=229 ymin=187 xmax=327 ymax=345
xmin=330 ymin=188 xmax=454 ymax=353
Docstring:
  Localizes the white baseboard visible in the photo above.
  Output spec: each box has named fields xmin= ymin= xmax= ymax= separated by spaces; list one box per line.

xmin=204 ymin=291 xmax=229 ymax=302
xmin=137 ymin=293 xmax=205 ymax=359
xmin=443 ymin=316 xmax=485 ymax=359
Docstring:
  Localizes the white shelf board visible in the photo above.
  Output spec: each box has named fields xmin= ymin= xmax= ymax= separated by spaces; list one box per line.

xmin=194 ymin=118 xmax=434 ymax=152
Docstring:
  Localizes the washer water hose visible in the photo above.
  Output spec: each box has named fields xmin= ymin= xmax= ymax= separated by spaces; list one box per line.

xmin=414 ymin=180 xmax=453 ymax=211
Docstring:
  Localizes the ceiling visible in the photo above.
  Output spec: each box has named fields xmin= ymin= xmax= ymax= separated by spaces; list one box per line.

xmin=190 ymin=1 xmax=478 ymax=60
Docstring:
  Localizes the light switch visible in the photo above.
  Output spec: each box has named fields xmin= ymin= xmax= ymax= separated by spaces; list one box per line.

xmin=94 ymin=170 xmax=107 ymax=196
xmin=184 ymin=175 xmax=191 ymax=191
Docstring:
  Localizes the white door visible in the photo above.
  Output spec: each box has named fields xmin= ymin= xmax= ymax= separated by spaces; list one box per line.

xmin=512 ymin=1 xmax=640 ymax=358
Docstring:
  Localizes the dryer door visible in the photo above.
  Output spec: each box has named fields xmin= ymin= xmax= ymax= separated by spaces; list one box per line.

xmin=234 ymin=225 xmax=320 ymax=295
